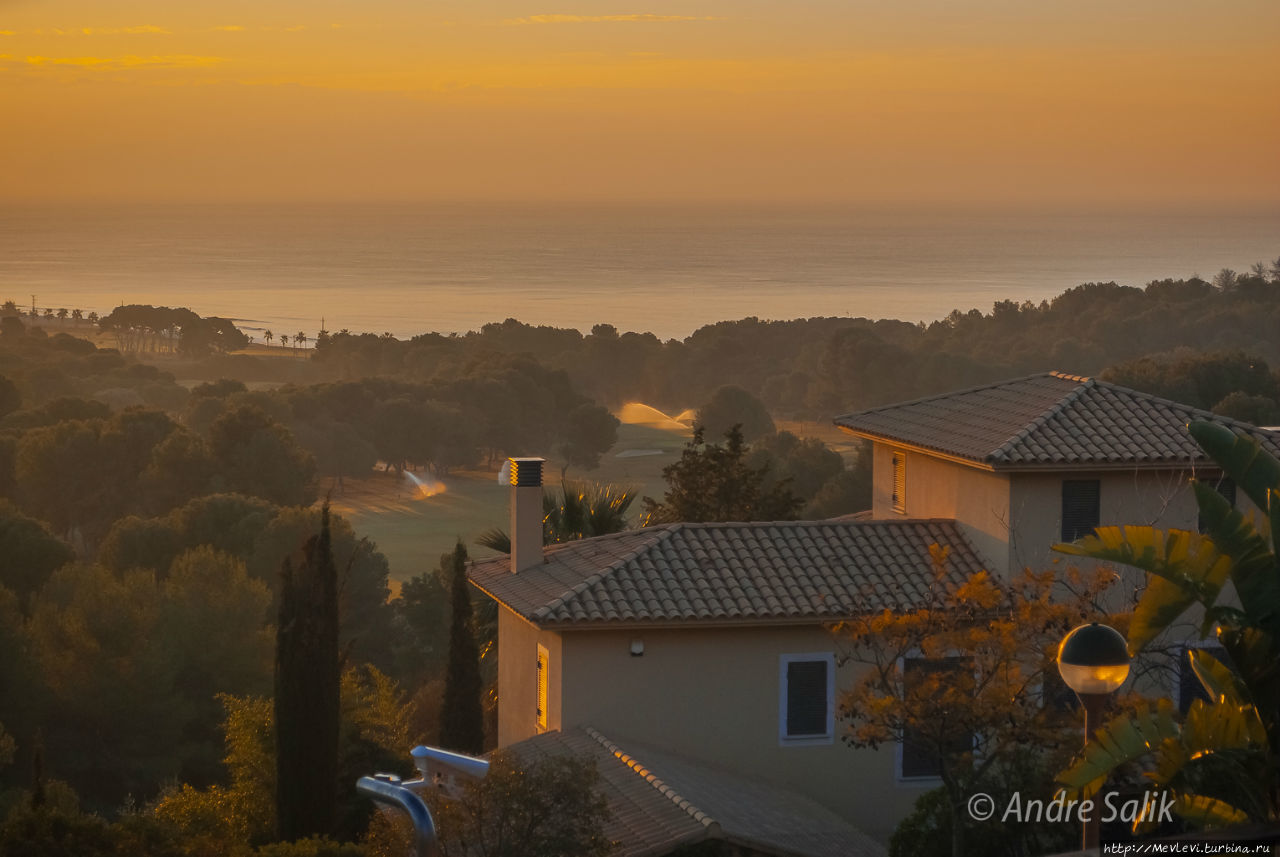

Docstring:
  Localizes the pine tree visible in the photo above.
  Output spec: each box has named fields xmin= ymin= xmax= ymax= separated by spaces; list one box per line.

xmin=438 ymin=541 xmax=485 ymax=754
xmin=641 ymin=424 xmax=803 ymax=524
xmin=274 ymin=503 xmax=340 ymax=841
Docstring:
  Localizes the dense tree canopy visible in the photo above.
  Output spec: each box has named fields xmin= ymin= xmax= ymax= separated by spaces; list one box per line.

xmin=696 ymin=384 xmax=775 ymax=441
xmin=642 ymin=425 xmax=803 ymax=524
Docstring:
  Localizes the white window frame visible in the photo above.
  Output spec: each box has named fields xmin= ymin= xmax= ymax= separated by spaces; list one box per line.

xmin=778 ymin=652 xmax=835 ymax=746
xmin=536 ymin=644 xmax=549 ymax=733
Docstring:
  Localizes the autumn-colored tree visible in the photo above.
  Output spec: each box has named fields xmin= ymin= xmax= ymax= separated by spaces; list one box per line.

xmin=839 ymin=553 xmax=1117 ymax=857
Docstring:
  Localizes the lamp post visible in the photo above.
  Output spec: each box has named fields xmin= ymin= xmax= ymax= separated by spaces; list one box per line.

xmin=1057 ymin=622 xmax=1130 ymax=851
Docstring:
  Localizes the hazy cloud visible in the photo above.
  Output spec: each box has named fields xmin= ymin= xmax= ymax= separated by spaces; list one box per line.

xmin=212 ymin=25 xmax=246 ymax=32
xmin=25 ymin=54 xmax=223 ymax=69
xmin=80 ymin=25 xmax=170 ymax=35
xmin=504 ymin=14 xmax=722 ymax=25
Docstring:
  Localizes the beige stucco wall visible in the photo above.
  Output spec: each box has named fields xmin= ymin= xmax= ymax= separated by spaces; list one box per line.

xmin=1007 ymin=469 xmax=1202 ymax=577
xmin=556 ymin=624 xmax=931 ymax=843
xmin=496 ymin=608 xmax=563 ymax=747
xmin=871 ymin=442 xmax=1013 ymax=576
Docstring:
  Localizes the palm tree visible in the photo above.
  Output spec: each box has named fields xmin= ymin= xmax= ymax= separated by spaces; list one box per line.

xmin=1055 ymin=421 xmax=1279 ymax=831
xmin=264 ymin=329 xmax=274 ymax=347
xmin=295 ymin=331 xmax=307 ymax=351
xmin=71 ymin=309 xmax=83 ymax=325
xmin=477 ymin=481 xmax=638 ymax=553
xmin=87 ymin=311 xmax=98 ymax=325
xmin=279 ymin=334 xmax=289 ymax=349
xmin=56 ymin=308 xmax=68 ymax=322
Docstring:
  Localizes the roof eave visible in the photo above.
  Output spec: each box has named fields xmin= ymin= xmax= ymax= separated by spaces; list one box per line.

xmin=834 ymin=426 xmax=998 ymax=471
xmin=513 ymin=614 xmax=875 ymax=632
xmin=466 ymin=578 xmax=550 ymax=632
xmin=837 ymin=425 xmax=1227 ymax=473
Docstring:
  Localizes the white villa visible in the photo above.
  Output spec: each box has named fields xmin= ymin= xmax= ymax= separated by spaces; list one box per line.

xmin=467 ymin=372 xmax=1280 ymax=856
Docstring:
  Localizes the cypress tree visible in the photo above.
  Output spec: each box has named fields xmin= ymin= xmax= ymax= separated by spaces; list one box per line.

xmin=438 ymin=540 xmax=484 ymax=754
xmin=274 ymin=503 xmax=340 ymax=841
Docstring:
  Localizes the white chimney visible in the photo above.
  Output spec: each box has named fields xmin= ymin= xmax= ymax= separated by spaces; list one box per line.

xmin=508 ymin=457 xmax=545 ymax=573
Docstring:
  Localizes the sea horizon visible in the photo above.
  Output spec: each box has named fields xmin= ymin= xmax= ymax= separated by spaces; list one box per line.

xmin=3 ymin=201 xmax=1277 ymax=343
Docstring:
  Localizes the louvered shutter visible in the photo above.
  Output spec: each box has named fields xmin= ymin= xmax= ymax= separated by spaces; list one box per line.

xmin=1060 ymin=480 xmax=1100 ymax=541
xmin=786 ymin=660 xmax=828 ymax=737
xmin=892 ymin=453 xmax=906 ymax=513
xmin=536 ymin=645 xmax=548 ymax=731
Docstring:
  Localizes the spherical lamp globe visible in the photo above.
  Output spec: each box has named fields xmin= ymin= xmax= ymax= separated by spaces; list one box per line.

xmin=1057 ymin=622 xmax=1130 ymax=695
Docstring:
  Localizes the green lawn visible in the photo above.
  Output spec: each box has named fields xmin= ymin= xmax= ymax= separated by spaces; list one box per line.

xmin=331 ymin=419 xmax=692 ymax=584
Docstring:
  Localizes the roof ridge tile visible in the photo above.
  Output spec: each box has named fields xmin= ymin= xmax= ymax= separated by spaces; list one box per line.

xmin=989 ymin=375 xmax=1093 ymax=462
xmin=583 ymin=726 xmax=721 ymax=833
xmin=832 ymin=371 xmax=1066 ymax=421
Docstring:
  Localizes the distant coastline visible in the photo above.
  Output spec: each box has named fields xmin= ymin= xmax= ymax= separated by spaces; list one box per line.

xmin=2 ymin=202 xmax=1278 ymax=342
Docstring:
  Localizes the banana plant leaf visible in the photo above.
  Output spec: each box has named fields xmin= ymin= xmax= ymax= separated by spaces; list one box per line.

xmin=1057 ymin=698 xmax=1180 ymax=798
xmin=1173 ymin=793 xmax=1250 ymax=828
xmin=1055 ymin=526 xmax=1233 ymax=653
xmin=1189 ymin=421 xmax=1280 ymax=514
xmin=1219 ymin=626 xmax=1280 ymax=734
xmin=1180 ymin=698 xmax=1268 ymax=759
xmin=1192 ymin=481 xmax=1279 ymax=631
xmin=1188 ymin=647 xmax=1250 ymax=707
xmin=1137 ymin=699 xmax=1265 ymax=792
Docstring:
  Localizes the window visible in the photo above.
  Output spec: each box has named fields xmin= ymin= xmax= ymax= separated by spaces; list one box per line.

xmin=891 ymin=452 xmax=907 ymax=513
xmin=1176 ymin=644 xmax=1233 ymax=714
xmin=535 ymin=644 xmax=549 ymax=732
xmin=779 ymin=653 xmax=835 ymax=744
xmin=899 ymin=657 xmax=972 ymax=780
xmin=1197 ymin=476 xmax=1236 ymax=534
xmin=1061 ymin=480 xmax=1101 ymax=542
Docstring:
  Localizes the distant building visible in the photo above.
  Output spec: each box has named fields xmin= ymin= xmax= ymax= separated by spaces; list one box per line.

xmin=468 ymin=374 xmax=1280 ymax=853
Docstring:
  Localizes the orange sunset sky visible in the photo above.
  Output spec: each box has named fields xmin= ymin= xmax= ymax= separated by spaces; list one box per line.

xmin=2 ymin=0 xmax=1277 ymax=205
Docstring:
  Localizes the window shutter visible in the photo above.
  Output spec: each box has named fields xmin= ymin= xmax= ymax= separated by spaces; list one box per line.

xmin=892 ymin=453 xmax=906 ymax=513
xmin=535 ymin=646 xmax=548 ymax=731
xmin=786 ymin=660 xmax=828 ymax=737
xmin=1060 ymin=480 xmax=1100 ymax=541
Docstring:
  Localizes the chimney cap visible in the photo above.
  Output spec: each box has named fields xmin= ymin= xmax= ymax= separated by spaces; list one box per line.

xmin=507 ymin=457 xmax=546 ymax=487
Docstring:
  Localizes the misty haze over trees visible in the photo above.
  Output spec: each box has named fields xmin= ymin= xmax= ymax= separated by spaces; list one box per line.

xmin=0 ymin=261 xmax=1276 ymax=853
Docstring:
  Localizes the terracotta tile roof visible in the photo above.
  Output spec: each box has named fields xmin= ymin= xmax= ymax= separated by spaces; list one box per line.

xmin=468 ymin=519 xmax=984 ymax=628
xmin=504 ymin=727 xmax=886 ymax=857
xmin=834 ymin=371 xmax=1280 ymax=469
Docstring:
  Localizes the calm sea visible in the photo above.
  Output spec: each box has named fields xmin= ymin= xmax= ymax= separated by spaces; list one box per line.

xmin=1 ymin=203 xmax=1277 ymax=342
